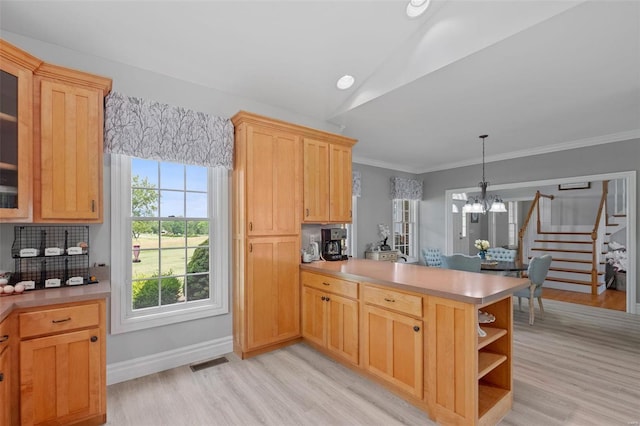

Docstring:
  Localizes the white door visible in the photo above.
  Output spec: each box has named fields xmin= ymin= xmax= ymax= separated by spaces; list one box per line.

xmin=452 ymin=210 xmax=469 ymax=254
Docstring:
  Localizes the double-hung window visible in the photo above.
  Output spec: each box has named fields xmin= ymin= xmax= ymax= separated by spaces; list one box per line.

xmin=110 ymin=155 xmax=229 ymax=334
xmin=392 ymin=199 xmax=418 ymax=257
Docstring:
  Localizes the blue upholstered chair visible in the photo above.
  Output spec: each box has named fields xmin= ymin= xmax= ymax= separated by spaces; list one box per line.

xmin=514 ymin=254 xmax=552 ymax=325
xmin=486 ymin=247 xmax=517 ymax=261
xmin=422 ymin=248 xmax=442 ymax=267
xmin=441 ymin=254 xmax=481 ymax=273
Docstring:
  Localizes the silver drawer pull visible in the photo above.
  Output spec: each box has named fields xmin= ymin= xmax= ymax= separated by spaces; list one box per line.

xmin=322 ymin=282 xmax=331 ymax=286
xmin=384 ymin=298 xmax=395 ymax=303
xmin=52 ymin=317 xmax=71 ymax=324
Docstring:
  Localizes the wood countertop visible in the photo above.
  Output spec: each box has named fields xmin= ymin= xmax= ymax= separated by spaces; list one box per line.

xmin=0 ymin=280 xmax=111 ymax=322
xmin=300 ymin=259 xmax=529 ymax=305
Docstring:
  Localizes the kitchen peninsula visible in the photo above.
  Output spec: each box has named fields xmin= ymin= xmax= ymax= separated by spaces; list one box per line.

xmin=300 ymin=259 xmax=529 ymax=426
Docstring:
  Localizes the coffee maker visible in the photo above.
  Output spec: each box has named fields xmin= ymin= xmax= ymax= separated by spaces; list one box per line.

xmin=321 ymin=228 xmax=347 ymax=261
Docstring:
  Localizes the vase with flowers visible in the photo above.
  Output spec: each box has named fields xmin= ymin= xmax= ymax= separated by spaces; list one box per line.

xmin=474 ymin=239 xmax=490 ymax=259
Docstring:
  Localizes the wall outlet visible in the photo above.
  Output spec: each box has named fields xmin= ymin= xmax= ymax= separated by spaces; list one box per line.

xmin=309 ymin=235 xmax=316 ymax=244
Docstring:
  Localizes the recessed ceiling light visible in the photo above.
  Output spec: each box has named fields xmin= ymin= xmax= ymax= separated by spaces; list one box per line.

xmin=336 ymin=75 xmax=355 ymax=90
xmin=406 ymin=0 xmax=430 ymax=18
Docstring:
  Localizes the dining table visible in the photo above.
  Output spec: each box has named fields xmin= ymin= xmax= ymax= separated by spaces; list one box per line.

xmin=480 ymin=259 xmax=529 ymax=276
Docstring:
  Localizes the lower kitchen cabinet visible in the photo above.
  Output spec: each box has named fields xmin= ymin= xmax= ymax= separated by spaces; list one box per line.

xmin=18 ymin=299 xmax=106 ymax=426
xmin=302 ymin=286 xmax=358 ymax=364
xmin=0 ymin=312 xmax=17 ymax=426
xmin=362 ymin=304 xmax=424 ymax=398
xmin=0 ymin=341 xmax=9 ymax=426
xmin=244 ymin=236 xmax=300 ymax=352
xmin=300 ymin=262 xmax=524 ymax=425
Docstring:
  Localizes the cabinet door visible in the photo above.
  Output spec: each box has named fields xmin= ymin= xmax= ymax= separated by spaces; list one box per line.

xmin=246 ymin=236 xmax=300 ymax=349
xmin=329 ymin=143 xmax=352 ymax=222
xmin=363 ymin=305 xmax=423 ymax=398
xmin=0 ymin=58 xmax=33 ymax=221
xmin=246 ymin=125 xmax=301 ymax=235
xmin=326 ymin=293 xmax=359 ymax=364
xmin=301 ymin=286 xmax=326 ymax=347
xmin=20 ymin=328 xmax=102 ymax=425
xmin=38 ymin=80 xmax=103 ymax=221
xmin=302 ymin=138 xmax=329 ymax=222
xmin=0 ymin=346 xmax=9 ymax=426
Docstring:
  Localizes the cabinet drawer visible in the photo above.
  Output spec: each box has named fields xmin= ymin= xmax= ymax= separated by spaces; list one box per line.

xmin=19 ymin=303 xmax=100 ymax=339
xmin=301 ymin=271 xmax=358 ymax=299
xmin=363 ymin=285 xmax=422 ymax=317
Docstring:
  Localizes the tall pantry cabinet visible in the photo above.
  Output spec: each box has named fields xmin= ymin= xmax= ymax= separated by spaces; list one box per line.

xmin=231 ymin=111 xmax=356 ymax=359
xmin=232 ymin=112 xmax=302 ymax=358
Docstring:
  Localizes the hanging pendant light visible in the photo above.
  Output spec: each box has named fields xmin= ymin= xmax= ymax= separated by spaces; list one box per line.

xmin=464 ymin=135 xmax=507 ymax=214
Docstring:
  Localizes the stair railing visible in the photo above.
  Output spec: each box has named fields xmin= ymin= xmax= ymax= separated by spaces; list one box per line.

xmin=591 ymin=181 xmax=608 ymax=294
xmin=518 ymin=191 xmax=555 ymax=264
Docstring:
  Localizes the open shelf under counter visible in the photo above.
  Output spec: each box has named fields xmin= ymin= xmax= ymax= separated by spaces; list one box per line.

xmin=477 ymin=326 xmax=507 ymax=350
xmin=478 ymin=382 xmax=511 ymax=420
xmin=478 ymin=351 xmax=507 ymax=380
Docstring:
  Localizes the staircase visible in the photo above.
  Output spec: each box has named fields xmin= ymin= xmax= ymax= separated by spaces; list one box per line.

xmin=528 ymin=232 xmax=606 ymax=294
xmin=519 ymin=182 xmax=623 ymax=295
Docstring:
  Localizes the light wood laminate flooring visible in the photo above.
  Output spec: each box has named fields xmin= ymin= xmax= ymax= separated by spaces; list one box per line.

xmin=107 ymin=300 xmax=640 ymax=425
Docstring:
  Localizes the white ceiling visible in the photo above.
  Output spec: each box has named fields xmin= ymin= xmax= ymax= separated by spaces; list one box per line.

xmin=1 ymin=0 xmax=639 ymax=173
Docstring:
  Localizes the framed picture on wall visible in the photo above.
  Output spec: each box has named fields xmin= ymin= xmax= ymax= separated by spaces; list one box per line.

xmin=470 ymin=212 xmax=479 ymax=223
xmin=558 ymin=182 xmax=590 ymax=190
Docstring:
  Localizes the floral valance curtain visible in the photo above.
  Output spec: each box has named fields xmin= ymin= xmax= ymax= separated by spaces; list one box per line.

xmin=104 ymin=91 xmax=234 ymax=169
xmin=352 ymin=170 xmax=361 ymax=197
xmin=390 ymin=176 xmax=423 ymax=200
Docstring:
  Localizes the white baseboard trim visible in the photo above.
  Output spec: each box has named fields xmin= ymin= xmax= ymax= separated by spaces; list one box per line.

xmin=106 ymin=335 xmax=234 ymax=385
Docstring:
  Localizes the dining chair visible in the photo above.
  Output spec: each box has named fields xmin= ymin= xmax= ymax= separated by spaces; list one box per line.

xmin=514 ymin=254 xmax=552 ymax=325
xmin=441 ymin=253 xmax=481 ymax=272
xmin=422 ymin=248 xmax=442 ymax=267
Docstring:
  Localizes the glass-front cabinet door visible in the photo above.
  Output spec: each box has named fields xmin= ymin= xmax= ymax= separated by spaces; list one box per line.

xmin=0 ymin=45 xmax=35 ymax=221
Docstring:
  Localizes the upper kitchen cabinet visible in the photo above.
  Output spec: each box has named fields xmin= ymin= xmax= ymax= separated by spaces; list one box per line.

xmin=0 ymin=40 xmax=41 ymax=221
xmin=303 ymin=136 xmax=355 ymax=224
xmin=302 ymin=138 xmax=329 ymax=222
xmin=34 ymin=64 xmax=111 ymax=222
xmin=233 ymin=113 xmax=302 ymax=236
xmin=0 ymin=39 xmax=112 ymax=223
xmin=328 ymin=142 xmax=352 ymax=222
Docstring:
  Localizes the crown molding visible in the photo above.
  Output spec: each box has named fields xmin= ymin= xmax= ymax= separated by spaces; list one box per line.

xmin=351 ymin=156 xmax=421 ymax=174
xmin=353 ymin=130 xmax=640 ymax=176
xmin=416 ymin=130 xmax=640 ymax=174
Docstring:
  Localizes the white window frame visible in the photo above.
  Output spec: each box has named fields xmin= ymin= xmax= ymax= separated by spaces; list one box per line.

xmin=110 ymin=155 xmax=229 ymax=334
xmin=392 ymin=199 xmax=419 ymax=257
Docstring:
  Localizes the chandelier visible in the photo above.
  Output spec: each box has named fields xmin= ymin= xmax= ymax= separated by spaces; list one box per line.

xmin=462 ymin=135 xmax=507 ymax=214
